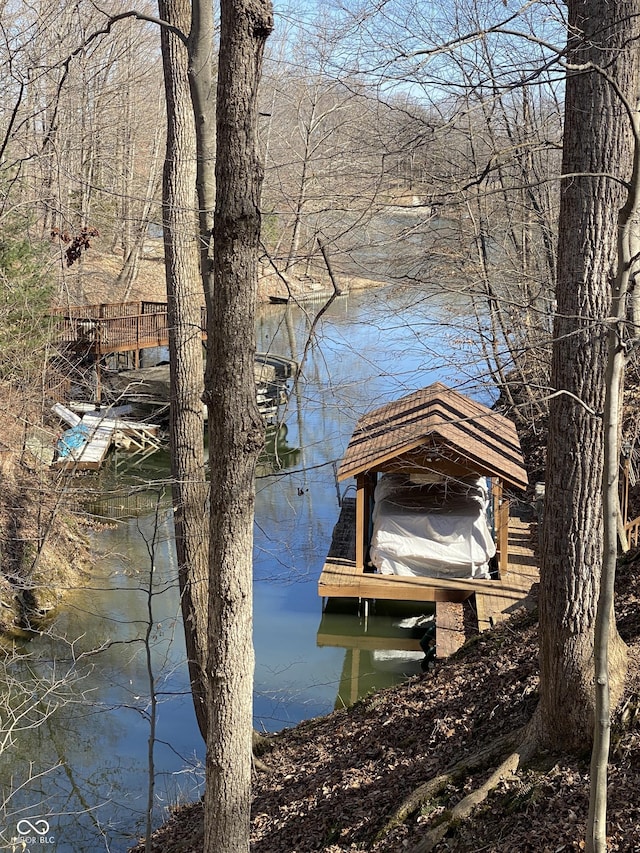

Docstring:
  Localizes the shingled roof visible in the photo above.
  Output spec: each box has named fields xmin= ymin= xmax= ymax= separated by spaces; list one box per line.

xmin=337 ymin=382 xmax=528 ymax=490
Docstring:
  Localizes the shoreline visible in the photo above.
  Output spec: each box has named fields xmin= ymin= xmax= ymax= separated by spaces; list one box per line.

xmin=58 ymin=248 xmax=387 ymax=308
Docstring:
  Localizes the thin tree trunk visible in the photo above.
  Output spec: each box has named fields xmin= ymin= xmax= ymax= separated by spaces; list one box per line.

xmin=188 ymin=0 xmax=217 ymax=312
xmin=587 ymin=50 xmax=640 ymax=852
xmin=118 ymin=94 xmax=163 ymax=300
xmin=285 ymin=94 xmax=317 ymax=271
xmin=158 ymin=0 xmax=209 ymax=742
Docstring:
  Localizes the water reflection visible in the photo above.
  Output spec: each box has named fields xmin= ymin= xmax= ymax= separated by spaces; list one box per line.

xmin=0 ymin=510 xmax=202 ymax=853
xmin=257 ymin=423 xmax=300 ymax=477
xmin=317 ymin=604 xmax=436 ymax=709
xmin=0 ymin=285 xmax=480 ymax=851
xmin=252 ymin=285 xmax=478 ymax=729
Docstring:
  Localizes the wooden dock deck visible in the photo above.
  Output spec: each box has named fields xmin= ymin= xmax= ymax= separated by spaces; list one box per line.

xmin=318 ymin=499 xmax=539 ymax=638
xmin=50 ymin=301 xmax=298 ymax=412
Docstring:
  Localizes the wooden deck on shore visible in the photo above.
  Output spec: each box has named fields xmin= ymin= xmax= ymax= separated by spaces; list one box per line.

xmin=318 ymin=499 xmax=539 ymax=637
xmin=52 ymin=301 xmax=205 ymax=356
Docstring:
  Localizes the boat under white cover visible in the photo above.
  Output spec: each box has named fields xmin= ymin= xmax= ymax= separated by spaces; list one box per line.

xmin=369 ymin=474 xmax=496 ymax=580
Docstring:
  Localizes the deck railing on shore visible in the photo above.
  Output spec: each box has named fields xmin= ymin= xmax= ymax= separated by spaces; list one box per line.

xmin=52 ymin=302 xmax=207 ymax=354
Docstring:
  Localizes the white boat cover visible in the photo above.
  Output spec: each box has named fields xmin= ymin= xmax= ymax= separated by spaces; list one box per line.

xmin=369 ymin=474 xmax=496 ymax=580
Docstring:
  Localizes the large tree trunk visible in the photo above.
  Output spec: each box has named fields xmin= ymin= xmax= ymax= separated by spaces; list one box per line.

xmin=586 ymin=9 xmax=640 ymax=850
xmin=158 ymin=0 xmax=209 ymax=741
xmin=538 ymin=0 xmax=639 ymax=752
xmin=194 ymin=1 xmax=273 ymax=851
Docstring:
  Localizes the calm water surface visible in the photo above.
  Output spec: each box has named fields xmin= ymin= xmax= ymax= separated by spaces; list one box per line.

xmin=0 ymin=285 xmax=487 ymax=851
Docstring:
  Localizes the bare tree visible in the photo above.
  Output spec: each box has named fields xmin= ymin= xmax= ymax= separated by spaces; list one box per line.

xmin=158 ymin=0 xmax=209 ymax=741
xmin=190 ymin=0 xmax=273 ymax=849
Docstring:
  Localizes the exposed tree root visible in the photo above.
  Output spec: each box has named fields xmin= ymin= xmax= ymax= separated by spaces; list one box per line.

xmin=252 ymin=755 xmax=271 ymax=774
xmin=376 ymin=723 xmax=542 ymax=852
xmin=408 ymin=726 xmax=539 ymax=853
xmin=252 ymin=729 xmax=274 ymax=756
xmin=378 ymin=727 xmax=526 ymax=840
xmin=252 ymin=729 xmax=275 ymax=774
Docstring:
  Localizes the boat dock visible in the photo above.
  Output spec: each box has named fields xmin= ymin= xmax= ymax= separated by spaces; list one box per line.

xmin=268 ymin=290 xmax=348 ymax=305
xmin=318 ymin=506 xmax=538 ymax=618
xmin=52 ymin=301 xmax=201 ymax=360
xmin=318 ymin=498 xmax=539 ymax=657
xmin=319 ymin=383 xmax=536 ymax=660
xmin=52 ymin=302 xmax=296 ymax=375
xmin=50 ymin=302 xmax=297 ymax=420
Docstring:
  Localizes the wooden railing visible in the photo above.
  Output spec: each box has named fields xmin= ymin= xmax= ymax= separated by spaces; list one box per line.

xmin=625 ymin=515 xmax=640 ymax=550
xmin=52 ymin=302 xmax=207 ymax=354
xmin=54 ymin=301 xmax=167 ymax=319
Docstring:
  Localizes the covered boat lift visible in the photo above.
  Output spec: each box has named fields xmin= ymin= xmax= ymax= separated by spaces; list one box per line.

xmin=318 ymin=382 xmax=535 ymax=656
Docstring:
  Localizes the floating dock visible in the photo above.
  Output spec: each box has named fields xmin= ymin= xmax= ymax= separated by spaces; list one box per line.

xmin=51 ymin=403 xmax=162 ymax=471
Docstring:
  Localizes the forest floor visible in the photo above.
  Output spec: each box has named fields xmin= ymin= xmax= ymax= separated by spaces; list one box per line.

xmin=129 ymin=547 xmax=640 ymax=853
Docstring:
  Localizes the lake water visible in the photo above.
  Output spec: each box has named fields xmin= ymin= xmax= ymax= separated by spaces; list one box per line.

xmin=0 ymin=285 xmax=487 ymax=852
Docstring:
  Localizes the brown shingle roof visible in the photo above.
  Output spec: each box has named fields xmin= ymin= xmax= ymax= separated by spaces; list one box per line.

xmin=337 ymin=382 xmax=528 ymax=490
